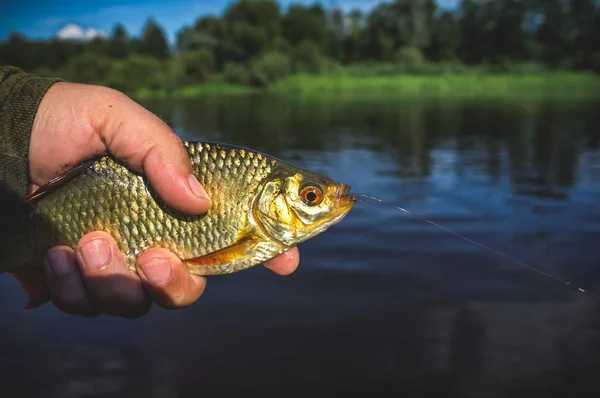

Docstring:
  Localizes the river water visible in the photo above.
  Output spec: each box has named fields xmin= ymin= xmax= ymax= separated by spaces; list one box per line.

xmin=1 ymin=95 xmax=600 ymax=397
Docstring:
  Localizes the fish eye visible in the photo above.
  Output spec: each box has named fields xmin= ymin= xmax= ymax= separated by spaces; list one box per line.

xmin=299 ymin=185 xmax=323 ymax=206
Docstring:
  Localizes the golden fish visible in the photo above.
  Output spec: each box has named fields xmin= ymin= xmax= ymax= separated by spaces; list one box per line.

xmin=3 ymin=141 xmax=355 ymax=308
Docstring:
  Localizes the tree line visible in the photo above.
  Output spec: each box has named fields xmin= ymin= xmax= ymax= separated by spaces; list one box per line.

xmin=1 ymin=0 xmax=599 ymax=93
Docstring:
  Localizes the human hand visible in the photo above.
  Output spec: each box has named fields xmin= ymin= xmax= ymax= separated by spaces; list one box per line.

xmin=28 ymin=82 xmax=300 ymax=317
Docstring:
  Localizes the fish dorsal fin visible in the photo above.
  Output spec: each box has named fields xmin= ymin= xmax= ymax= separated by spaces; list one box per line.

xmin=26 ymin=157 xmax=102 ymax=203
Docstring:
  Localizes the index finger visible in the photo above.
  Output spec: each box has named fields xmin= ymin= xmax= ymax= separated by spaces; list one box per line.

xmin=90 ymin=87 xmax=211 ymax=215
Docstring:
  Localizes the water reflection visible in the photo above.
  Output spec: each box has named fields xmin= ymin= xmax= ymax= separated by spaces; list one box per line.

xmin=149 ymin=96 xmax=596 ymax=197
xmin=2 ymin=95 xmax=600 ymax=397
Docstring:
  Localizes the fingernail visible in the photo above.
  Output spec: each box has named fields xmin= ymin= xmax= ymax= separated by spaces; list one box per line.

xmin=80 ymin=238 xmax=111 ymax=270
xmin=45 ymin=248 xmax=75 ymax=277
xmin=188 ymin=174 xmax=210 ymax=201
xmin=139 ymin=257 xmax=172 ymax=285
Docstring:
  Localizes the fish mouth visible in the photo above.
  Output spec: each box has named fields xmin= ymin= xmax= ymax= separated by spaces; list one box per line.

xmin=333 ymin=182 xmax=356 ymax=214
xmin=337 ymin=183 xmax=351 ymax=197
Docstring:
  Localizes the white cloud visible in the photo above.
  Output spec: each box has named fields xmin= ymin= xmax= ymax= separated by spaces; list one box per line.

xmin=57 ymin=24 xmax=106 ymax=41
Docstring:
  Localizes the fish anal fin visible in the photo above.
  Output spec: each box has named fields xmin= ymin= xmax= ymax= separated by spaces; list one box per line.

xmin=183 ymin=238 xmax=257 ymax=275
xmin=26 ymin=157 xmax=101 ymax=203
xmin=9 ymin=266 xmax=50 ymax=310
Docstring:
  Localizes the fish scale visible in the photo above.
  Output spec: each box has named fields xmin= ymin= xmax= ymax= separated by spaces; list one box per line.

xmin=2 ymin=140 xmax=355 ymax=306
xmin=4 ymin=143 xmax=271 ymax=273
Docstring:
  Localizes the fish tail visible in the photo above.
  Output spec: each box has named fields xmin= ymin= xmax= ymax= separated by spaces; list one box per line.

xmin=7 ymin=267 xmax=50 ymax=310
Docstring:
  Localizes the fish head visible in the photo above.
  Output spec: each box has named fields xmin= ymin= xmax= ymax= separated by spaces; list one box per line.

xmin=254 ymin=166 xmax=355 ymax=247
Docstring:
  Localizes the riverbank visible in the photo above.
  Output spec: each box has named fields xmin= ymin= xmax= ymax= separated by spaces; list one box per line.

xmin=135 ymin=72 xmax=600 ymax=100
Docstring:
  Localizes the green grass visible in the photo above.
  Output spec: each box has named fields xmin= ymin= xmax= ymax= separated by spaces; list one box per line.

xmin=136 ymin=82 xmax=256 ymax=99
xmin=135 ymin=72 xmax=600 ymax=100
xmin=269 ymin=72 xmax=600 ymax=99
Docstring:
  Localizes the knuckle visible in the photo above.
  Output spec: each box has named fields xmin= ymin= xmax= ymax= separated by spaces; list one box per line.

xmin=161 ymin=278 xmax=205 ymax=309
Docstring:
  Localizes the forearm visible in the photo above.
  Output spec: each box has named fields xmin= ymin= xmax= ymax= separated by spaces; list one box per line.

xmin=0 ymin=66 xmax=61 ymax=199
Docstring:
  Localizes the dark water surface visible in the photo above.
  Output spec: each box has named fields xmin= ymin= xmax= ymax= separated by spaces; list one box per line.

xmin=2 ymin=95 xmax=600 ymax=397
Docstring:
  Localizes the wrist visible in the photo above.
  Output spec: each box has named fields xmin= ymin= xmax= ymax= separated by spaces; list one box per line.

xmin=0 ymin=67 xmax=60 ymax=199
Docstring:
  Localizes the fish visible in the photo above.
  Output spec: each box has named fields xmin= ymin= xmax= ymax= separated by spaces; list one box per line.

xmin=2 ymin=141 xmax=356 ymax=309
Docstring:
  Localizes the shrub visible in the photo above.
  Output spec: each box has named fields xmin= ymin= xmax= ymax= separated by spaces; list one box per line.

xmin=223 ymin=62 xmax=250 ymax=85
xmin=250 ymin=51 xmax=290 ymax=87
xmin=291 ymin=40 xmax=323 ymax=74
xmin=394 ymin=46 xmax=425 ymax=73
xmin=63 ymin=52 xmax=113 ymax=84
xmin=105 ymin=55 xmax=166 ymax=93
xmin=181 ymin=49 xmax=215 ymax=83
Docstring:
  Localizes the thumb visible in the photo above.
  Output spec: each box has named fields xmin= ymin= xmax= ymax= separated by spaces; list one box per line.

xmin=139 ymin=143 xmax=212 ymax=214
xmin=92 ymin=88 xmax=211 ymax=215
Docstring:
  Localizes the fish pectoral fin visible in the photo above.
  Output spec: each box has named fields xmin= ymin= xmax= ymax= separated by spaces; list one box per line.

xmin=183 ymin=237 xmax=258 ymax=275
xmin=8 ymin=266 xmax=50 ymax=310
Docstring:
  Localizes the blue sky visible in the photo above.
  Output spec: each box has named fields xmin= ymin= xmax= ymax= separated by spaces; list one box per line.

xmin=0 ymin=0 xmax=460 ymax=43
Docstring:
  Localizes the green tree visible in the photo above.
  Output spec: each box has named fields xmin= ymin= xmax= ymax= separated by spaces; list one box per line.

xmin=224 ymin=0 xmax=281 ymax=61
xmin=394 ymin=46 xmax=425 ymax=72
xmin=570 ymin=0 xmax=600 ymax=69
xmin=63 ymin=52 xmax=113 ymax=84
xmin=106 ymin=55 xmax=167 ymax=93
xmin=535 ymin=0 xmax=574 ymax=68
xmin=44 ymin=39 xmax=86 ymax=70
xmin=182 ymin=49 xmax=215 ymax=82
xmin=139 ymin=19 xmax=171 ymax=59
xmin=250 ymin=51 xmax=290 ymax=86
xmin=342 ymin=9 xmax=364 ymax=63
xmin=281 ymin=4 xmax=327 ymax=48
xmin=87 ymin=36 xmax=110 ymax=58
xmin=0 ymin=33 xmax=34 ymax=71
xmin=490 ymin=0 xmax=529 ymax=62
xmin=109 ymin=24 xmax=129 ymax=59
xmin=291 ymin=40 xmax=324 ymax=73
xmin=224 ymin=0 xmax=280 ymax=38
xmin=458 ymin=0 xmax=496 ymax=64
xmin=363 ymin=3 xmax=397 ymax=61
xmin=178 ymin=16 xmax=234 ymax=69
xmin=325 ymin=7 xmax=345 ymax=61
xmin=362 ymin=0 xmax=435 ymax=62
xmin=223 ymin=62 xmax=250 ymax=85
xmin=392 ymin=0 xmax=435 ymax=49
xmin=3 ymin=0 xmax=600 ymax=92
xmin=426 ymin=11 xmax=460 ymax=61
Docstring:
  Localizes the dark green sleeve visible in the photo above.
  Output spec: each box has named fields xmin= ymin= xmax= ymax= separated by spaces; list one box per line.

xmin=0 ymin=66 xmax=61 ymax=200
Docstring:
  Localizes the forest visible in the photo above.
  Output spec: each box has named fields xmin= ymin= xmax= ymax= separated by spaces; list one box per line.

xmin=1 ymin=0 xmax=599 ymax=95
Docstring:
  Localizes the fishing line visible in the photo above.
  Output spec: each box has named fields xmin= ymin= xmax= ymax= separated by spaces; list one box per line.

xmin=352 ymin=193 xmax=592 ymax=294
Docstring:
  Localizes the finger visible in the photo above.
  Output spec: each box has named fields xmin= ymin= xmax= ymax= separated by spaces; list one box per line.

xmin=136 ymin=248 xmax=206 ymax=309
xmin=263 ymin=247 xmax=300 ymax=276
xmin=44 ymin=246 xmax=98 ymax=316
xmin=92 ymin=88 xmax=211 ymax=215
xmin=76 ymin=231 xmax=151 ymax=318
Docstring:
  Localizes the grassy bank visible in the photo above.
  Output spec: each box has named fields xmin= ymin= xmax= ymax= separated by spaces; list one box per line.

xmin=135 ymin=72 xmax=600 ymax=100
xmin=136 ymin=82 xmax=256 ymax=99
xmin=271 ymin=73 xmax=600 ymax=99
